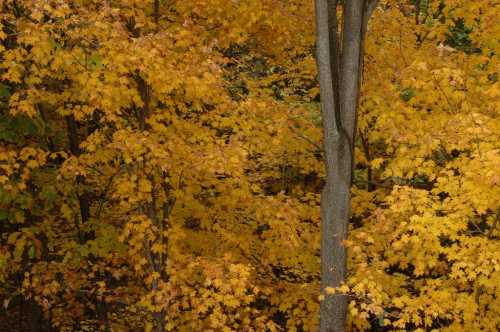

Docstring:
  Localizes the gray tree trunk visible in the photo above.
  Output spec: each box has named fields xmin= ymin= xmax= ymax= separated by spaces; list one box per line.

xmin=315 ymin=1 xmax=378 ymax=331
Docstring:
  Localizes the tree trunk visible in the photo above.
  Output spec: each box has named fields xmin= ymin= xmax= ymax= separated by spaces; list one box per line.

xmin=316 ymin=0 xmax=350 ymax=330
xmin=315 ymin=1 xmax=378 ymax=331
xmin=66 ymin=116 xmax=93 ymax=243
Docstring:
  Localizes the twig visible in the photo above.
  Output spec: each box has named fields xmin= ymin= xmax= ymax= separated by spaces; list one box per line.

xmin=288 ymin=125 xmax=323 ymax=153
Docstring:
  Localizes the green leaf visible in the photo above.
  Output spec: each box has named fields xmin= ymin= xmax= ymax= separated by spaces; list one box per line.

xmin=13 ymin=237 xmax=26 ymax=261
xmin=401 ymin=88 xmax=415 ymax=102
xmin=88 ymin=52 xmax=103 ymax=69
xmin=41 ymin=186 xmax=58 ymax=203
xmin=0 ymin=84 xmax=11 ymax=98
xmin=378 ymin=312 xmax=385 ymax=327
xmin=0 ymin=210 xmax=9 ymax=221
xmin=48 ymin=37 xmax=61 ymax=50
xmin=28 ymin=245 xmax=36 ymax=259
xmin=0 ymin=130 xmax=17 ymax=143
xmin=0 ymin=188 xmax=12 ymax=205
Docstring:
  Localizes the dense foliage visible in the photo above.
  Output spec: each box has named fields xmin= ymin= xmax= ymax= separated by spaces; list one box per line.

xmin=0 ymin=0 xmax=498 ymax=331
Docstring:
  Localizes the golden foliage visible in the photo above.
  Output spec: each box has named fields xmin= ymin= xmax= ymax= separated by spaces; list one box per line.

xmin=0 ymin=0 xmax=498 ymax=331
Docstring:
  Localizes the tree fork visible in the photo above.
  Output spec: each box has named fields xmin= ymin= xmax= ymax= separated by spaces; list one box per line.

xmin=316 ymin=1 xmax=378 ymax=331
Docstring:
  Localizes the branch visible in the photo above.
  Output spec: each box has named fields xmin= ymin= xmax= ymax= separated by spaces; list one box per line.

xmin=289 ymin=125 xmax=323 ymax=153
xmin=363 ymin=0 xmax=379 ymax=28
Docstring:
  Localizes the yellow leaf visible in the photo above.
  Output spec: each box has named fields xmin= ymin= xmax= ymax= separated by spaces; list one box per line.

xmin=144 ymin=322 xmax=153 ymax=332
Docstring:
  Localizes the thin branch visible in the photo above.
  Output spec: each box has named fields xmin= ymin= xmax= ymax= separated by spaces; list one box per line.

xmin=289 ymin=125 xmax=323 ymax=152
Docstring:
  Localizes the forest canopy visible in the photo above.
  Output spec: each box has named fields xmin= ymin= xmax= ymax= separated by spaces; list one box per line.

xmin=0 ymin=0 xmax=498 ymax=331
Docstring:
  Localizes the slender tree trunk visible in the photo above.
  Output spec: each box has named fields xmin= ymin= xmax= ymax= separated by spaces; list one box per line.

xmin=66 ymin=116 xmax=93 ymax=243
xmin=316 ymin=1 xmax=378 ymax=331
xmin=28 ymin=299 xmax=42 ymax=332
xmin=317 ymin=0 xmax=351 ymax=330
xmin=153 ymin=0 xmax=160 ymax=26
xmin=136 ymin=73 xmax=167 ymax=332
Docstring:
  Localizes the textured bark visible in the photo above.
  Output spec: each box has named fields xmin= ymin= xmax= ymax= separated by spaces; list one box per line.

xmin=340 ymin=0 xmax=365 ymax=140
xmin=316 ymin=0 xmax=349 ymax=330
xmin=316 ymin=1 xmax=378 ymax=331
